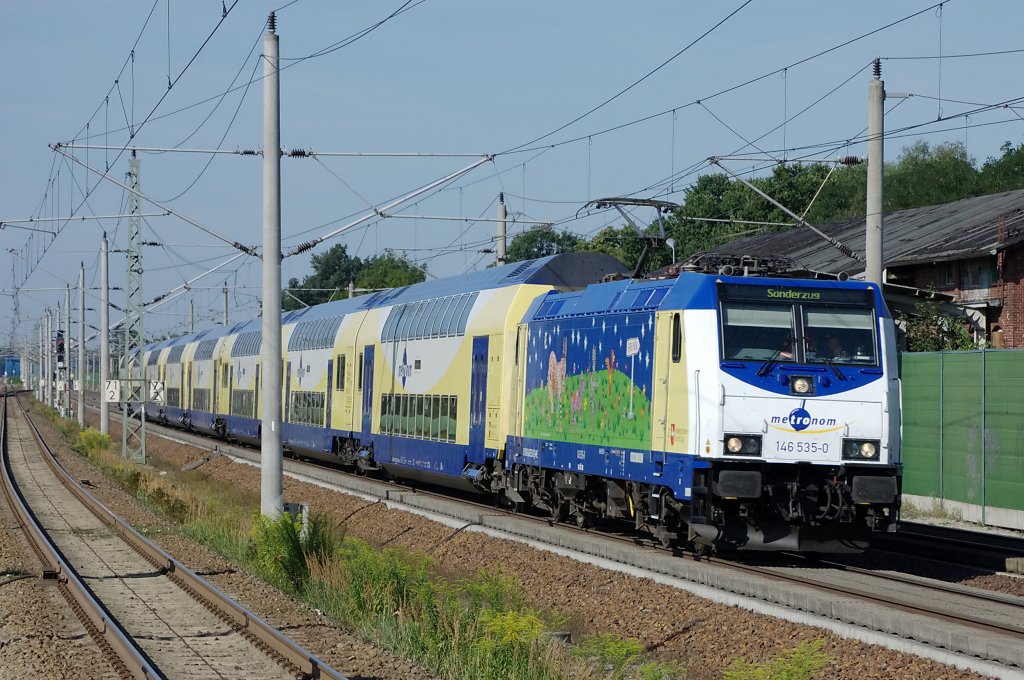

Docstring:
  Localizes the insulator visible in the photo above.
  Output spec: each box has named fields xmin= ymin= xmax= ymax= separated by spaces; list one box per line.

xmin=873 ymin=58 xmax=881 ymax=79
xmin=840 ymin=156 xmax=862 ymax=166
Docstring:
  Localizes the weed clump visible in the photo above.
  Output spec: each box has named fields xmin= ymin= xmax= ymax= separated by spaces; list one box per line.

xmin=72 ymin=428 xmax=112 ymax=458
xmin=249 ymin=511 xmax=337 ymax=593
xmin=723 ymin=639 xmax=830 ymax=680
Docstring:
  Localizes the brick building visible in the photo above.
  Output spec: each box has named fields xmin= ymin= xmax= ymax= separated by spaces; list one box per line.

xmin=712 ymin=189 xmax=1024 ymax=347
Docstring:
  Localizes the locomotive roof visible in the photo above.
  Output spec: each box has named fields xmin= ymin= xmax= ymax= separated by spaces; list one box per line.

xmin=521 ymin=272 xmax=886 ymax=322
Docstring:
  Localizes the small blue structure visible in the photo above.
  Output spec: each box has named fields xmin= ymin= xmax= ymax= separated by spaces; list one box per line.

xmin=3 ymin=356 xmax=21 ymax=381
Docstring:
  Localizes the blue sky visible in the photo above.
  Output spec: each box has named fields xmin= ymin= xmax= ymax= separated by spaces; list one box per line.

xmin=2 ymin=1 xmax=1024 ymax=344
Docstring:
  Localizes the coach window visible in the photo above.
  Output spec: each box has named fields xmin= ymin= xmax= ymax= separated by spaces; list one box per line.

xmin=395 ymin=305 xmax=413 ymax=341
xmin=439 ymin=395 xmax=449 ymax=442
xmin=430 ymin=299 xmax=448 ymax=337
xmin=415 ymin=396 xmax=424 ymax=437
xmin=418 ymin=299 xmax=438 ymax=338
xmin=671 ymin=313 xmax=681 ymax=363
xmin=402 ymin=394 xmax=411 ymax=435
xmin=439 ymin=297 xmax=458 ymax=337
xmin=447 ymin=396 xmax=457 ymax=442
xmin=430 ymin=395 xmax=441 ymax=439
xmin=336 ymin=354 xmax=346 ymax=390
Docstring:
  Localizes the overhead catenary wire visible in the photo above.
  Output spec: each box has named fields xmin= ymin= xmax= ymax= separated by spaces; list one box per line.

xmin=498 ymin=1 xmax=952 ymax=158
xmin=284 ymin=155 xmax=495 ymax=258
xmin=502 ymin=0 xmax=756 ymax=154
xmin=51 ymin=144 xmax=259 ymax=257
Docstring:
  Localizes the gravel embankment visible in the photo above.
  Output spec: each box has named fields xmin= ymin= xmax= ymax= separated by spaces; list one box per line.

xmin=72 ymin=410 xmax=990 ymax=680
xmin=0 ymin=472 xmax=119 ymax=678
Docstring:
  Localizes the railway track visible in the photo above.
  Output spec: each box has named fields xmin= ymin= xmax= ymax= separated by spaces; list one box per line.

xmin=870 ymin=521 xmax=1024 ymax=574
xmin=81 ymin=397 xmax=1024 ymax=672
xmin=1 ymin=394 xmax=347 ymax=680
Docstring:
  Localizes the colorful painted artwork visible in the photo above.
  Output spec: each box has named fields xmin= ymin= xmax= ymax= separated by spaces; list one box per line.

xmin=523 ymin=312 xmax=654 ymax=450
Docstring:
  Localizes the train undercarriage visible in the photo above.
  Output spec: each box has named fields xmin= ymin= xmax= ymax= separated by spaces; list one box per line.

xmin=496 ymin=460 xmax=901 ymax=553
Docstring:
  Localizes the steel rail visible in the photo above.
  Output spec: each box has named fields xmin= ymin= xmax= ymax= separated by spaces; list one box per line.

xmin=15 ymin=394 xmax=348 ymax=680
xmin=0 ymin=393 xmax=156 ymax=680
xmin=704 ymin=554 xmax=1024 ymax=641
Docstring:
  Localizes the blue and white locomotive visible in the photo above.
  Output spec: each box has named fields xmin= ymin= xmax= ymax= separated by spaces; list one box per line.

xmin=139 ymin=252 xmax=901 ymax=552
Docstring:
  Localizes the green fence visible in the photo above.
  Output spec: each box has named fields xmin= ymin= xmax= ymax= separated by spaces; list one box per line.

xmin=901 ymin=350 xmax=1024 ymax=524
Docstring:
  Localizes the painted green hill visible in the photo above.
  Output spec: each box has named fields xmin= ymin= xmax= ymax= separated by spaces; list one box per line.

xmin=524 ymin=369 xmax=652 ymax=450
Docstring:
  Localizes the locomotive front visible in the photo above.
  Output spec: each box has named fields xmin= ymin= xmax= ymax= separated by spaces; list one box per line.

xmin=687 ymin=277 xmax=901 ymax=551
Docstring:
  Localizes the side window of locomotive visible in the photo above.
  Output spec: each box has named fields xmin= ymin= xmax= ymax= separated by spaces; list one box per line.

xmin=720 ymin=302 xmax=794 ymax=361
xmin=671 ymin=313 xmax=681 ymax=363
xmin=357 ymin=353 xmax=363 ymax=390
xmin=336 ymin=354 xmax=345 ymax=390
xmin=803 ymin=307 xmax=877 ymax=365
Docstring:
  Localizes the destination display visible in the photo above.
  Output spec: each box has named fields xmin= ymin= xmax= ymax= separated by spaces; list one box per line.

xmin=718 ymin=282 xmax=873 ymax=306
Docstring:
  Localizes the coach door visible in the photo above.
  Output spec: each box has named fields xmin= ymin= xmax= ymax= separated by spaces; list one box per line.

xmin=469 ymin=336 xmax=488 ymax=459
xmin=325 ymin=359 xmax=333 ymax=429
xmin=284 ymin=361 xmax=292 ymax=423
xmin=361 ymin=346 xmax=374 ymax=436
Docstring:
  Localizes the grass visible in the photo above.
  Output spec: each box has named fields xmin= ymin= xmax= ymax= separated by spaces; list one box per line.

xmin=900 ymin=498 xmax=964 ymax=522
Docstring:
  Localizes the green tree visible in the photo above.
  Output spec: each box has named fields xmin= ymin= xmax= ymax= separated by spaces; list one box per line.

xmin=356 ymin=252 xmax=425 ymax=290
xmin=283 ymin=244 xmax=363 ymax=310
xmin=505 ymin=224 xmax=582 ymax=262
xmin=900 ymin=301 xmax=975 ymax=352
xmin=979 ymin=141 xmax=1024 ymax=194
xmin=884 ymin=141 xmax=980 ymax=210
xmin=282 ymin=246 xmax=426 ymax=310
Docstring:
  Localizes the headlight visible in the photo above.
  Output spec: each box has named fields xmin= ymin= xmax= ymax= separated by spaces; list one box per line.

xmin=724 ymin=434 xmax=761 ymax=456
xmin=843 ymin=438 xmax=880 ymax=461
xmin=790 ymin=376 xmax=813 ymax=395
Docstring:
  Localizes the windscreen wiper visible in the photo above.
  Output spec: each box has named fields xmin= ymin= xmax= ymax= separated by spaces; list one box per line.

xmin=824 ymin=357 xmax=846 ymax=381
xmin=756 ymin=335 xmax=792 ymax=377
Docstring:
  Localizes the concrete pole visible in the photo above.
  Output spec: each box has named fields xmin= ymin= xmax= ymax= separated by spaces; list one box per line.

xmin=100 ymin=235 xmax=110 ymax=435
xmin=45 ymin=309 xmax=52 ymax=408
xmin=260 ymin=12 xmax=283 ymax=518
xmin=37 ymin=325 xmax=42 ymax=400
xmin=40 ymin=323 xmax=45 ymax=401
xmin=866 ymin=59 xmax=885 ymax=287
xmin=348 ymin=281 xmax=355 ymax=299
xmin=189 ymin=300 xmax=195 ymax=333
xmin=223 ymin=286 xmax=229 ymax=326
xmin=78 ymin=263 xmax=85 ymax=427
xmin=496 ymin=192 xmax=507 ymax=266
xmin=65 ymin=285 xmax=71 ymax=417
xmin=35 ymin=327 xmax=40 ymax=398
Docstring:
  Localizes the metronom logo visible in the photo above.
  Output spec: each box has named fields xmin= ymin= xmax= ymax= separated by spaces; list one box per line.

xmin=771 ymin=407 xmax=837 ymax=432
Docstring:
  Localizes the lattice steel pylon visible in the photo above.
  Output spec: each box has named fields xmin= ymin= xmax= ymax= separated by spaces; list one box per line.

xmin=122 ymin=153 xmax=147 ymax=463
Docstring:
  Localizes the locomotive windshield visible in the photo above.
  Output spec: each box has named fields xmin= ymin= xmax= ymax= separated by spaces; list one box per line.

xmin=718 ymin=283 xmax=878 ymax=366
